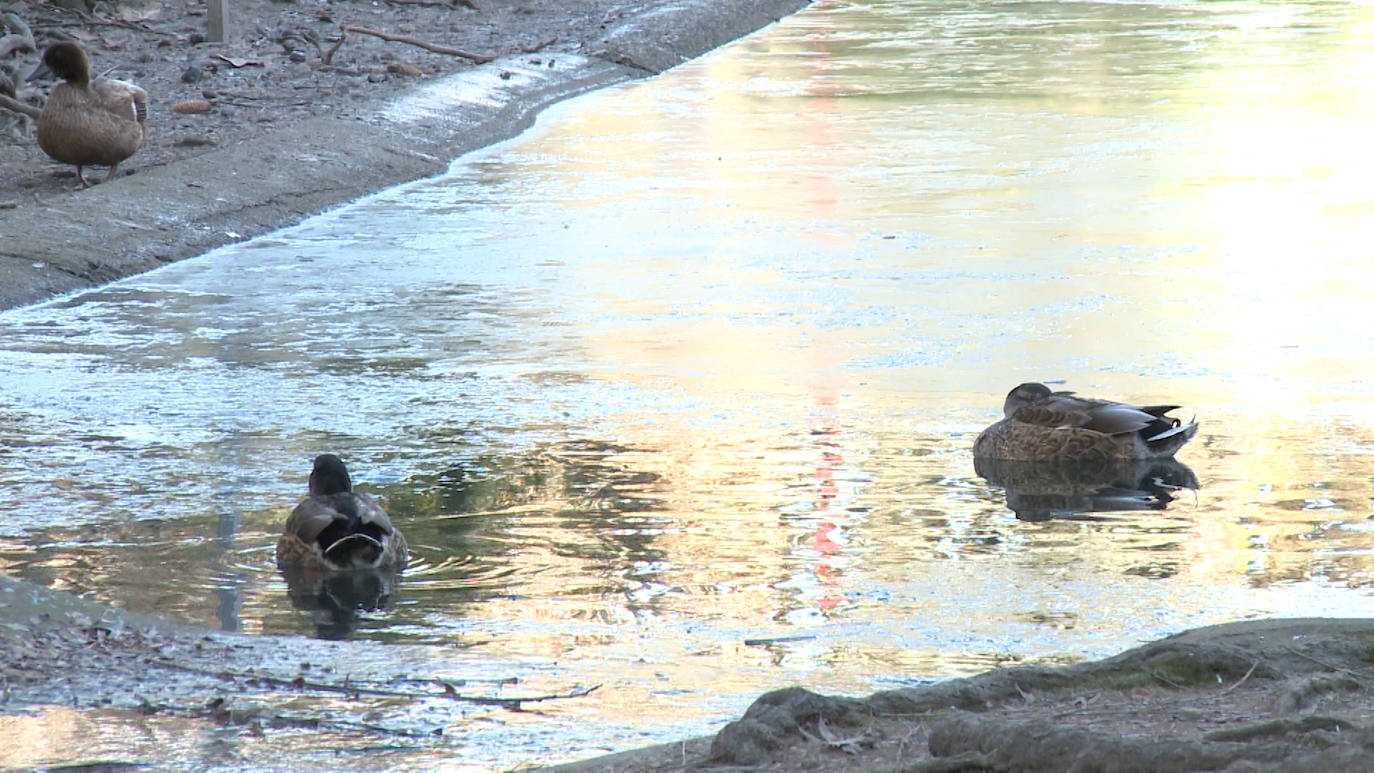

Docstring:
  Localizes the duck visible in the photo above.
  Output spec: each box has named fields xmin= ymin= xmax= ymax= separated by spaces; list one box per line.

xmin=275 ymin=454 xmax=409 ymax=572
xmin=27 ymin=41 xmax=147 ymax=188
xmin=973 ymin=382 xmax=1198 ymax=462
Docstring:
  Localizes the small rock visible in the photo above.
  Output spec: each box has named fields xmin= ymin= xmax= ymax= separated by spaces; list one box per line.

xmin=181 ymin=65 xmax=202 ymax=84
xmin=386 ymin=63 xmax=422 ymax=77
xmin=367 ymin=72 xmax=388 ymax=83
xmin=187 ymin=32 xmax=206 ymax=46
xmin=172 ymin=99 xmax=213 ymax=114
xmin=500 ymin=70 xmax=512 ymax=80
xmin=201 ymin=88 xmax=217 ymax=99
xmin=288 ymin=50 xmax=308 ymax=63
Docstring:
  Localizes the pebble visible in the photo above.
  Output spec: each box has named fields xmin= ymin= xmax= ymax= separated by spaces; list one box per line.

xmin=386 ymin=63 xmax=422 ymax=77
xmin=288 ymin=50 xmax=308 ymax=63
xmin=181 ymin=65 xmax=202 ymax=84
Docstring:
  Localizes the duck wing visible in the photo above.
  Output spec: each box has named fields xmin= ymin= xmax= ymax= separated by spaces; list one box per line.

xmin=90 ymin=77 xmax=147 ymax=123
xmin=1014 ymin=394 xmax=1159 ymax=436
xmin=1081 ymin=402 xmax=1159 ymax=435
xmin=285 ymin=493 xmax=395 ymax=546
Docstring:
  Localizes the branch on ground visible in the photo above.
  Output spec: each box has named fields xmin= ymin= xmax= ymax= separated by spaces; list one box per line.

xmin=339 ymin=25 xmax=494 ymax=63
xmin=0 ymin=93 xmax=40 ymax=118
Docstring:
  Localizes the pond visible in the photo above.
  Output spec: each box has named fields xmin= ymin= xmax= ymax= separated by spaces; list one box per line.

xmin=2 ymin=0 xmax=1373 ymax=768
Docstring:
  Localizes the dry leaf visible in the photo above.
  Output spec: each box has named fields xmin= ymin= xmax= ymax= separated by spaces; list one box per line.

xmin=215 ymin=54 xmax=263 ymax=68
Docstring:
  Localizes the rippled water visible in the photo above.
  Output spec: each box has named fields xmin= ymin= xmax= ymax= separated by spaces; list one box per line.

xmin=3 ymin=0 xmax=1374 ymax=769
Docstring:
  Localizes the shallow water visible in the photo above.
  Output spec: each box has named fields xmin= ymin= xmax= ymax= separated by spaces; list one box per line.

xmin=3 ymin=0 xmax=1374 ymax=768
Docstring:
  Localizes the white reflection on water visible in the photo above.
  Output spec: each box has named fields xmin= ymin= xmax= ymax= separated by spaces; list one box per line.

xmin=2 ymin=0 xmax=1374 ymax=768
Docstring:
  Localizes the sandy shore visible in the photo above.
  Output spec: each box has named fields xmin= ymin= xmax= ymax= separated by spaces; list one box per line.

xmin=0 ymin=0 xmax=807 ymax=310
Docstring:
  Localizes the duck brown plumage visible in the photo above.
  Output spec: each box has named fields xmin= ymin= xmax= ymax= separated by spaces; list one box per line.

xmin=275 ymin=454 xmax=409 ymax=572
xmin=973 ymin=382 xmax=1198 ymax=462
xmin=28 ymin=41 xmax=147 ymax=188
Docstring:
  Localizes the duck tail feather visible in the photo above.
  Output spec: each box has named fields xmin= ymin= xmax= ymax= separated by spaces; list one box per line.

xmin=324 ymin=533 xmax=384 ymax=567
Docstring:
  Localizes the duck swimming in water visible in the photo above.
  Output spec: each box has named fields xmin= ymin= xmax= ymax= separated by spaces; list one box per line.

xmin=276 ymin=454 xmax=409 ymax=572
xmin=27 ymin=41 xmax=147 ymax=188
xmin=973 ymin=382 xmax=1198 ymax=462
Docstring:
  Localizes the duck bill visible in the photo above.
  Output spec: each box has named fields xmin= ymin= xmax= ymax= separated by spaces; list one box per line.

xmin=26 ymin=60 xmax=52 ymax=83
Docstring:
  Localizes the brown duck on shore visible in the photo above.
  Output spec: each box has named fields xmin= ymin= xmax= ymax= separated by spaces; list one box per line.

xmin=973 ymin=382 xmax=1198 ymax=462
xmin=275 ymin=454 xmax=409 ymax=572
xmin=27 ymin=41 xmax=147 ymax=188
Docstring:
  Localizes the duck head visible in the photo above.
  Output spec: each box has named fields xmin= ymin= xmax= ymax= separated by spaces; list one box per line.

xmin=28 ymin=41 xmax=93 ymax=85
xmin=308 ymin=454 xmax=354 ymax=496
xmin=1003 ymin=382 xmax=1053 ymax=417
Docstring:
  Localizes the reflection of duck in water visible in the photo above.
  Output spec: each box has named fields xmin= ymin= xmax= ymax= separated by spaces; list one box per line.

xmin=975 ymin=456 xmax=1199 ymax=521
xmin=974 ymin=383 xmax=1198 ymax=462
xmin=281 ymin=564 xmax=399 ymax=640
xmin=276 ymin=454 xmax=409 ymax=572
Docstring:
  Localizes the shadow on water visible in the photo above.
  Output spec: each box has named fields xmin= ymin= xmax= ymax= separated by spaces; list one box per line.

xmin=974 ymin=457 xmax=1200 ymax=522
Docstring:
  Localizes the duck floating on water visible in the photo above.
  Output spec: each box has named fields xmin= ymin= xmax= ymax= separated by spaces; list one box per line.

xmin=276 ymin=454 xmax=409 ymax=572
xmin=973 ymin=382 xmax=1198 ymax=462
xmin=27 ymin=41 xmax=147 ymax=188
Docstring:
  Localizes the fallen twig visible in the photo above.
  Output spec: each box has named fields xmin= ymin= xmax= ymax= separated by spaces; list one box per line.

xmin=149 ymin=656 xmax=598 ymax=709
xmin=1216 ymin=660 xmax=1261 ymax=695
xmin=385 ymin=0 xmax=478 ymax=8
xmin=1149 ymin=670 xmax=1186 ymax=689
xmin=518 ymin=36 xmax=557 ymax=54
xmin=1284 ymin=646 xmax=1374 ymax=687
xmin=0 ymin=93 xmax=40 ymax=118
xmin=46 ymin=6 xmax=180 ymax=37
xmin=322 ymin=32 xmax=347 ymax=66
xmin=136 ymin=695 xmax=440 ymax=739
xmin=340 ymin=25 xmax=493 ymax=63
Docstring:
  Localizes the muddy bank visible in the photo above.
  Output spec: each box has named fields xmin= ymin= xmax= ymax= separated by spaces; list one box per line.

xmin=548 ymin=617 xmax=1374 ymax=772
xmin=0 ymin=573 xmax=604 ymax=769
xmin=0 ymin=0 xmax=808 ymax=311
xmin=10 ymin=574 xmax=1374 ymax=772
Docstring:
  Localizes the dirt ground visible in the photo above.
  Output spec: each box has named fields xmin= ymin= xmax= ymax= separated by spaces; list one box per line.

xmin=550 ymin=618 xmax=1374 ymax=772
xmin=1 ymin=0 xmax=673 ymax=195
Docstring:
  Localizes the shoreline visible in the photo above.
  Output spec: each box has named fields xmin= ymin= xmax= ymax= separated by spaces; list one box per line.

xmin=546 ymin=617 xmax=1374 ymax=771
xmin=7 ymin=570 xmax=1372 ymax=772
xmin=0 ymin=0 xmax=809 ymax=311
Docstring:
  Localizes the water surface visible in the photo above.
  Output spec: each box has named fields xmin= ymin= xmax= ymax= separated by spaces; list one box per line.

xmin=3 ymin=0 xmax=1374 ymax=769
